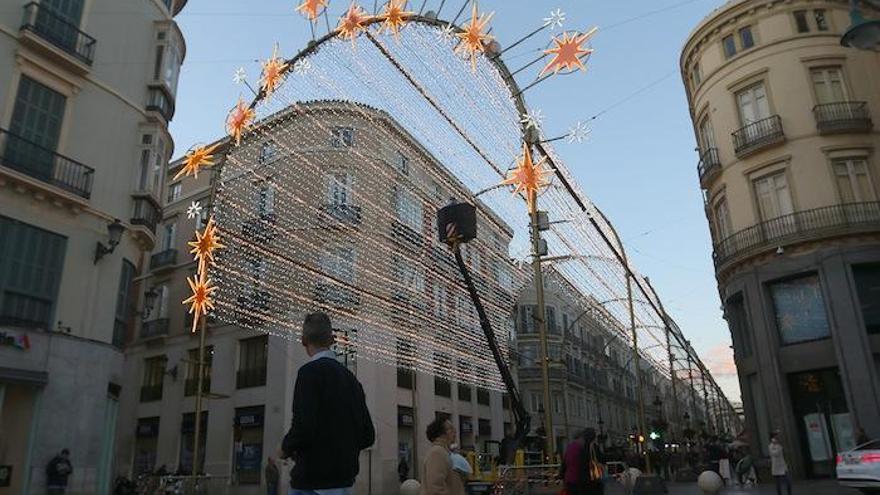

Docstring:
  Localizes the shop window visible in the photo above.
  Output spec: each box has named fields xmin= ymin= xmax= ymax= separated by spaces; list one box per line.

xmin=133 ymin=417 xmax=160 ymax=475
xmin=769 ymin=274 xmax=831 ymax=345
xmin=853 ymin=263 xmax=880 ymax=334
xmin=179 ymin=412 xmax=208 ymax=474
xmin=234 ymin=406 xmax=265 ymax=484
xmin=726 ymin=293 xmax=753 ymax=358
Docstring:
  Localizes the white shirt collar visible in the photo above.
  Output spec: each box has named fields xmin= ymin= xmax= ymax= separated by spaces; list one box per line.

xmin=309 ymin=349 xmax=337 ymax=362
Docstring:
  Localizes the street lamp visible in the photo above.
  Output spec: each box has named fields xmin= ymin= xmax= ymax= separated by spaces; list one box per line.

xmin=142 ymin=287 xmax=159 ymax=319
xmin=94 ymin=219 xmax=125 ymax=263
xmin=841 ymin=0 xmax=880 ymax=49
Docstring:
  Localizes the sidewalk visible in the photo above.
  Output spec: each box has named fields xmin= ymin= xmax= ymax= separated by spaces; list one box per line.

xmin=601 ymin=479 xmax=859 ymax=494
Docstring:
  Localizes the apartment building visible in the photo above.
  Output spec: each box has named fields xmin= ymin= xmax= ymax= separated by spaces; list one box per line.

xmin=681 ymin=0 xmax=880 ymax=477
xmin=0 ymin=0 xmax=187 ymax=493
xmin=115 ymin=101 xmax=517 ymax=494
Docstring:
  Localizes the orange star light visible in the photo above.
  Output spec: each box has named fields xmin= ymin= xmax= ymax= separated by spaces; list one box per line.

xmin=188 ymin=216 xmax=224 ymax=272
xmin=539 ymin=27 xmax=597 ymax=77
xmin=261 ymin=43 xmax=289 ymax=97
xmin=183 ymin=272 xmax=217 ymax=333
xmin=174 ymin=143 xmax=220 ymax=181
xmin=295 ymin=0 xmax=329 ymax=20
xmin=337 ymin=3 xmax=370 ymax=41
xmin=379 ymin=0 xmax=414 ymax=38
xmin=501 ymin=143 xmax=551 ymax=211
xmin=226 ymin=97 xmax=255 ymax=146
xmin=455 ymin=3 xmax=494 ymax=71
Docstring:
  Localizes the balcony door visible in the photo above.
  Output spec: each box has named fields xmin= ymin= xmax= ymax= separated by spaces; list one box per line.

xmin=38 ymin=0 xmax=85 ymax=53
xmin=754 ymin=172 xmax=796 ymax=239
xmin=699 ymin=116 xmax=717 ymax=152
xmin=811 ymin=68 xmax=847 ymax=105
xmin=43 ymin=0 xmax=84 ymax=25
xmin=7 ymin=77 xmax=66 ymax=181
xmin=737 ymin=83 xmax=770 ymax=126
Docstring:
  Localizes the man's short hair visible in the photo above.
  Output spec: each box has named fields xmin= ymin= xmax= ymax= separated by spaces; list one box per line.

xmin=302 ymin=312 xmax=334 ymax=347
xmin=426 ymin=417 xmax=449 ymax=442
xmin=61 ymin=448 xmax=70 ymax=455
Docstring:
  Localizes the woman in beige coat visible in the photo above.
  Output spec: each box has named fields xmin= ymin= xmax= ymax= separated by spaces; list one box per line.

xmin=420 ymin=418 xmax=466 ymax=495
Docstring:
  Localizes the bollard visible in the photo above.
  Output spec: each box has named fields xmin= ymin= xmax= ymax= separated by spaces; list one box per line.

xmin=401 ymin=478 xmax=421 ymax=495
xmin=697 ymin=471 xmax=724 ymax=494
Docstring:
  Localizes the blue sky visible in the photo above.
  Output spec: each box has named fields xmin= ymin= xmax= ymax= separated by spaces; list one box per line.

xmin=170 ymin=0 xmax=740 ymax=400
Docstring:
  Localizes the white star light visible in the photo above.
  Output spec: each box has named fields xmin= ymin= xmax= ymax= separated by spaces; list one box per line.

xmin=567 ymin=120 xmax=591 ymax=143
xmin=543 ymin=8 xmax=566 ymax=30
xmin=437 ymin=23 xmax=456 ymax=41
xmin=520 ymin=109 xmax=544 ymax=130
xmin=233 ymin=67 xmax=247 ymax=84
xmin=187 ymin=201 xmax=203 ymax=219
xmin=293 ymin=58 xmax=311 ymax=74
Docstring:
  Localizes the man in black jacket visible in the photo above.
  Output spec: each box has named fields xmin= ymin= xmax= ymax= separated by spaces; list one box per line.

xmin=281 ymin=312 xmax=375 ymax=494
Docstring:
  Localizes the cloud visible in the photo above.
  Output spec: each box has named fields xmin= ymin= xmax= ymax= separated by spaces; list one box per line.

xmin=703 ymin=343 xmax=738 ymax=378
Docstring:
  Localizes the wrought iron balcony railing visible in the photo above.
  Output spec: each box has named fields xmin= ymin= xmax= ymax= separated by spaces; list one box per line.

xmin=697 ymin=148 xmax=721 ymax=187
xmin=732 ymin=115 xmax=784 ymax=157
xmin=21 ymin=2 xmax=96 ymax=65
xmin=0 ymin=128 xmax=94 ymax=198
xmin=140 ymin=318 xmax=170 ymax=339
xmin=320 ymin=203 xmax=362 ymax=226
xmin=813 ymin=101 xmax=873 ymax=134
xmin=150 ymin=249 xmax=178 ymax=270
xmin=131 ymin=197 xmax=161 ymax=234
xmin=714 ymin=202 xmax=880 ymax=268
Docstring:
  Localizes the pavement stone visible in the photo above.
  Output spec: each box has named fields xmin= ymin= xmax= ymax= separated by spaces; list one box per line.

xmin=599 ymin=479 xmax=861 ymax=495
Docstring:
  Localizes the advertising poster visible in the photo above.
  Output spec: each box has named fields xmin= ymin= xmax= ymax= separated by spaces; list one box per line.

xmin=803 ymin=413 xmax=832 ymax=461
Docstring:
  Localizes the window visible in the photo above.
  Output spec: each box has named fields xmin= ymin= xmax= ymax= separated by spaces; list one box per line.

xmin=547 ymin=306 xmax=558 ymax=334
xmin=321 ymin=246 xmax=356 ymax=283
xmin=554 ymin=394 xmax=563 ymax=414
xmin=113 ymin=260 xmax=136 ymax=348
xmin=395 ymin=256 xmax=425 ymax=296
xmin=530 ymin=392 xmax=543 ymax=413
xmin=794 ymin=11 xmax=810 ymax=33
xmin=153 ymin=26 xmax=182 ymax=95
xmin=196 ymin=201 xmax=210 ymax=227
xmin=234 ymin=406 xmax=265 ymax=484
xmin=458 ymin=363 xmax=472 ymax=401
xmin=737 ymin=83 xmax=770 ymax=125
xmin=151 ymin=284 xmax=168 ymax=319
xmin=256 ymin=180 xmax=275 ymax=216
xmin=331 ymin=127 xmax=354 ymax=147
xmin=739 ymin=26 xmax=754 ymax=50
xmin=726 ymin=293 xmax=753 ymax=358
xmin=140 ymin=355 xmax=166 ymax=402
xmin=327 ymin=172 xmax=351 ymax=206
xmin=432 ymin=283 xmax=448 ymax=318
xmin=133 ymin=417 xmax=160 ymax=475
xmin=814 ymin=10 xmax=828 ymax=31
xmin=518 ymin=343 xmax=537 ymax=367
xmin=184 ymin=346 xmax=213 ymax=396
xmin=180 ymin=412 xmax=207 ymax=474
xmin=396 ymin=338 xmax=415 ymax=389
xmin=258 ymin=141 xmax=278 ymax=164
xmin=393 ymin=187 xmax=423 ymax=231
xmin=7 ymin=77 xmax=66 ymax=178
xmin=754 ymin=172 xmax=793 ymax=221
xmin=769 ymin=274 xmax=831 ymax=345
xmin=477 ymin=388 xmax=490 ymax=406
xmin=834 ymin=159 xmax=874 ymax=203
xmin=713 ymin=197 xmax=733 ymax=239
xmin=699 ymin=116 xmax=716 ymax=151
xmin=811 ymin=67 xmax=847 ymax=105
xmin=161 ymin=222 xmax=176 ymax=251
xmin=396 ymin=151 xmax=409 ymax=175
xmin=434 ymin=353 xmax=451 ymax=397
xmin=237 ymin=335 xmax=268 ymax=388
xmin=853 ymin=264 xmax=880 ymax=335
xmin=167 ymin=182 xmax=181 ymax=203
xmin=722 ymin=35 xmax=737 ymax=58
xmin=0 ymin=216 xmax=66 ymax=328
xmin=518 ymin=305 xmax=536 ymax=334
xmin=691 ymin=63 xmax=701 ymax=87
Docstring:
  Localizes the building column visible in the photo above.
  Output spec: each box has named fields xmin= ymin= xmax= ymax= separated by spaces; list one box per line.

xmin=22 ymin=388 xmax=43 ymax=494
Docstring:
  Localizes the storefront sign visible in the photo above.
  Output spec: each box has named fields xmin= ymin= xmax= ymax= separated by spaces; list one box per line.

xmin=136 ymin=418 xmax=160 ymax=438
xmin=0 ymin=332 xmax=30 ymax=351
xmin=832 ymin=413 xmax=856 ymax=452
xmin=238 ymin=443 xmax=262 ymax=472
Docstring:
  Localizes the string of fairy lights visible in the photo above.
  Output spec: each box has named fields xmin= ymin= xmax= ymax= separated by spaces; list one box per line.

xmin=171 ymin=0 xmax=735 ymax=418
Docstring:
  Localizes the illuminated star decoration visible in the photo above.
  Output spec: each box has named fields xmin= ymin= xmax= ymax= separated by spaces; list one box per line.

xmin=437 ymin=23 xmax=455 ymax=41
xmin=337 ymin=3 xmax=371 ymax=41
xmin=293 ymin=58 xmax=312 ymax=74
xmin=295 ymin=0 xmax=329 ymax=21
xmin=174 ymin=143 xmax=220 ymax=181
xmin=454 ymin=3 xmax=494 ymax=71
xmin=379 ymin=0 xmax=414 ymax=39
xmin=188 ymin=216 xmax=225 ymax=273
xmin=567 ymin=120 xmax=591 ymax=143
xmin=183 ymin=272 xmax=217 ymax=333
xmin=186 ymin=201 xmax=203 ymax=219
xmin=260 ymin=43 xmax=289 ymax=97
xmin=501 ymin=143 xmax=551 ymax=211
xmin=543 ymin=8 xmax=566 ymax=30
xmin=539 ymin=27 xmax=597 ymax=77
xmin=233 ymin=67 xmax=247 ymax=84
xmin=520 ymin=109 xmax=544 ymax=130
xmin=226 ymin=97 xmax=256 ymax=146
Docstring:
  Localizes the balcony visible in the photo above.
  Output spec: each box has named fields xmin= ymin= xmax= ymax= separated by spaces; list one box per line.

xmin=146 ymin=86 xmax=175 ymax=123
xmin=697 ymin=148 xmax=721 ymax=188
xmin=714 ymin=202 xmax=880 ymax=270
xmin=150 ymin=249 xmax=178 ymax=271
xmin=139 ymin=384 xmax=163 ymax=402
xmin=140 ymin=318 xmax=170 ymax=340
xmin=320 ymin=203 xmax=362 ymax=227
xmin=392 ymin=221 xmax=423 ymax=251
xmin=20 ymin=2 xmax=96 ymax=70
xmin=814 ymin=101 xmax=873 ymax=135
xmin=0 ymin=128 xmax=94 ymax=199
xmin=314 ymin=283 xmax=360 ymax=308
xmin=732 ymin=115 xmax=784 ymax=157
xmin=184 ymin=377 xmax=211 ymax=396
xmin=242 ymin=213 xmax=277 ymax=243
xmin=131 ymin=197 xmax=161 ymax=234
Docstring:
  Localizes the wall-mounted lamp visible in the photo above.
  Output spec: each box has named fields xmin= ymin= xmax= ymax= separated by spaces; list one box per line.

xmin=142 ymin=287 xmax=159 ymax=320
xmin=841 ymin=0 xmax=880 ymax=50
xmin=94 ymin=219 xmax=125 ymax=263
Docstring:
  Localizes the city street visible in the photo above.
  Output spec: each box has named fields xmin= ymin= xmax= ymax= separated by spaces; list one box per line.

xmin=598 ymin=480 xmax=861 ymax=495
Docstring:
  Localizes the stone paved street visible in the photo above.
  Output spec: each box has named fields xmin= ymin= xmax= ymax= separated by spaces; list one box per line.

xmin=596 ymin=480 xmax=861 ymax=495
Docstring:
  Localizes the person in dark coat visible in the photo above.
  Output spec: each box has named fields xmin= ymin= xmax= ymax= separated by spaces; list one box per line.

xmin=560 ymin=431 xmax=588 ymax=495
xmin=46 ymin=448 xmax=73 ymax=494
xmin=280 ymin=312 xmax=376 ymax=495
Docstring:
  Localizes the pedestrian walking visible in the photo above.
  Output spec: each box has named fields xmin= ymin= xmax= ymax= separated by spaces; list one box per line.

xmin=560 ymin=431 xmax=587 ymax=495
xmin=280 ymin=312 xmax=376 ymax=495
xmin=769 ymin=432 xmax=791 ymax=495
xmin=420 ymin=417 xmax=466 ymax=495
xmin=265 ymin=457 xmax=280 ymax=495
xmin=46 ymin=448 xmax=73 ymax=495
